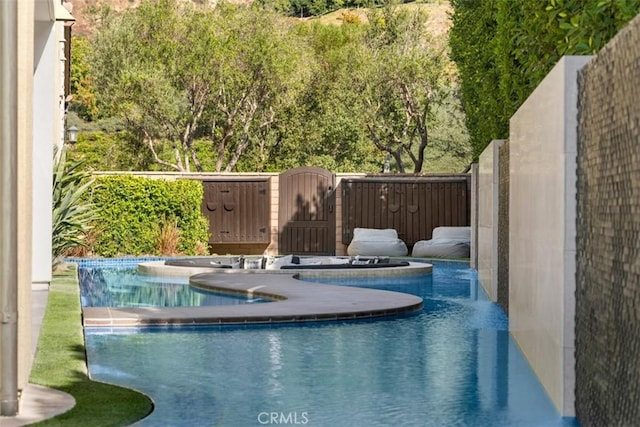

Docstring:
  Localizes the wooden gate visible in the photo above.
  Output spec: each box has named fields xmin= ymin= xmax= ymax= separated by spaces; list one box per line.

xmin=278 ymin=167 xmax=336 ymax=255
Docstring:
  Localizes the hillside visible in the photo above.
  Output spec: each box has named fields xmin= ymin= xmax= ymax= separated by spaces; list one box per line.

xmin=66 ymin=0 xmax=451 ymax=36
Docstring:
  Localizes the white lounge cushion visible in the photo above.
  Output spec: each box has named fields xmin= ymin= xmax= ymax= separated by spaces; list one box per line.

xmin=411 ymin=226 xmax=471 ymax=258
xmin=351 ymin=228 xmax=400 ymax=242
xmin=347 ymin=228 xmax=408 ymax=257
xmin=431 ymin=226 xmax=471 ymax=241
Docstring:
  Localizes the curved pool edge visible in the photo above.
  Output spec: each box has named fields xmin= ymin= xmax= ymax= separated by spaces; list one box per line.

xmin=83 ymin=273 xmax=423 ymax=327
xmin=83 ymin=267 xmax=426 ymax=328
xmin=137 ymin=259 xmax=433 ymax=278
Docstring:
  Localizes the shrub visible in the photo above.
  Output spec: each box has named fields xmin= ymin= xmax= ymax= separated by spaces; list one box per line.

xmin=88 ymin=176 xmax=209 ymax=256
xmin=52 ymin=148 xmax=96 ymax=269
xmin=156 ymin=216 xmax=181 ymax=256
xmin=450 ymin=0 xmax=640 ymax=159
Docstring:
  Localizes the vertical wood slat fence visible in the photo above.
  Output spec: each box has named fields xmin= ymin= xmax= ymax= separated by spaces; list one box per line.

xmin=341 ymin=175 xmax=471 ymax=247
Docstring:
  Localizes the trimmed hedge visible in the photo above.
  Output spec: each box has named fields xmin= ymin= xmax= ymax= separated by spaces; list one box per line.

xmin=89 ymin=176 xmax=209 ymax=256
xmin=450 ymin=0 xmax=640 ymax=159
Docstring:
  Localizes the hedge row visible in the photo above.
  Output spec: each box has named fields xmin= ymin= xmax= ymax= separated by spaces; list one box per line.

xmin=450 ymin=0 xmax=640 ymax=159
xmin=88 ymin=176 xmax=209 ymax=257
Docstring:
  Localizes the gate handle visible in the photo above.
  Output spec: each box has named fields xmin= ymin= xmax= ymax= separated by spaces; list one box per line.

xmin=328 ymin=186 xmax=333 ymax=213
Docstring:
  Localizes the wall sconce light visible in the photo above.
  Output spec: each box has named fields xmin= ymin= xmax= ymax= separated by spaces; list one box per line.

xmin=67 ymin=125 xmax=78 ymax=144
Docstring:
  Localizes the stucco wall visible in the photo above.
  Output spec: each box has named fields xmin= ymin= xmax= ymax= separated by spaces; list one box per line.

xmin=32 ymin=14 xmax=58 ymax=285
xmin=575 ymin=15 xmax=640 ymax=426
xmin=477 ymin=140 xmax=504 ymax=301
xmin=509 ymin=56 xmax=591 ymax=416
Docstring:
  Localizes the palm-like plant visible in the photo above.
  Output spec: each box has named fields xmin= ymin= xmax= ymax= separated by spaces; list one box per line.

xmin=52 ymin=147 xmax=96 ymax=269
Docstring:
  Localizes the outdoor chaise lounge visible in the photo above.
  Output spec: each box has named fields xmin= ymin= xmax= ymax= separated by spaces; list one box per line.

xmin=411 ymin=226 xmax=471 ymax=258
xmin=346 ymin=228 xmax=409 ymax=257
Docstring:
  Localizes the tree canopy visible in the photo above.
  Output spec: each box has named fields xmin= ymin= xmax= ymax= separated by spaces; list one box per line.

xmin=75 ymin=0 xmax=470 ymax=173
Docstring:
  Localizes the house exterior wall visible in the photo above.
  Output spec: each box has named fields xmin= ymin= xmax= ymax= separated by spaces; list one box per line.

xmin=1 ymin=0 xmax=68 ymax=414
xmin=33 ymin=12 xmax=58 ymax=286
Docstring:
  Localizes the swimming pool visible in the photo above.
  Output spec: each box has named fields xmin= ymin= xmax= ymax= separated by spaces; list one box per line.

xmin=81 ymin=259 xmax=579 ymax=427
xmin=79 ymin=265 xmax=269 ymax=307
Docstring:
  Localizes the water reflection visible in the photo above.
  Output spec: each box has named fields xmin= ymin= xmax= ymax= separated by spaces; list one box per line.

xmin=79 ymin=267 xmax=268 ymax=308
xmin=84 ymin=262 xmax=577 ymax=427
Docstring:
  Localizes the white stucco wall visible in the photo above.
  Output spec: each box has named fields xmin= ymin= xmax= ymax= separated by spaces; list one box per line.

xmin=508 ymin=56 xmax=592 ymax=416
xmin=32 ymin=16 xmax=58 ymax=285
xmin=477 ymin=140 xmax=504 ymax=301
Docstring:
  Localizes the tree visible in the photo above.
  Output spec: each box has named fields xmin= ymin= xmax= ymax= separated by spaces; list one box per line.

xmin=205 ymin=4 xmax=307 ymax=172
xmin=89 ymin=0 xmax=303 ymax=172
xmin=353 ymin=6 xmax=464 ymax=173
xmin=85 ymin=1 xmax=469 ymax=173
xmin=68 ymin=35 xmax=100 ymax=121
xmin=268 ymin=21 xmax=383 ymax=172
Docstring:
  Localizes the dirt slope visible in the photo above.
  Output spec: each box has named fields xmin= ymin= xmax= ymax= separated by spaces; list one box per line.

xmin=67 ymin=0 xmax=450 ymax=36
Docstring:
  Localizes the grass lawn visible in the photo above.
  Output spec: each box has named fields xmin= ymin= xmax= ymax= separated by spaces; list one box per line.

xmin=29 ymin=264 xmax=153 ymax=426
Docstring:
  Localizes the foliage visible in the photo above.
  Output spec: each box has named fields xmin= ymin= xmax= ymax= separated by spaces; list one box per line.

xmin=29 ymin=265 xmax=153 ymax=426
xmin=66 ymin=130 xmax=157 ymax=171
xmin=156 ymin=216 xmax=181 ymax=255
xmin=68 ymin=35 xmax=100 ymax=121
xmin=88 ymin=176 xmax=209 ymax=256
xmin=450 ymin=0 xmax=640 ymax=158
xmin=267 ymin=21 xmax=383 ymax=172
xmin=80 ymin=1 xmax=470 ymax=173
xmin=259 ymin=0 xmax=383 ymax=18
xmin=354 ymin=5 xmax=468 ymax=172
xmin=89 ymin=0 xmax=306 ymax=173
xmin=52 ymin=148 xmax=95 ymax=269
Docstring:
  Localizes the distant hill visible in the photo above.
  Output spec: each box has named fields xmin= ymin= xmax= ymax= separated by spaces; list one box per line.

xmin=67 ymin=0 xmax=222 ymax=35
xmin=66 ymin=0 xmax=451 ymax=36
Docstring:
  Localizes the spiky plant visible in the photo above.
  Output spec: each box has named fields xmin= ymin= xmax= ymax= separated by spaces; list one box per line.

xmin=52 ymin=147 xmax=96 ymax=269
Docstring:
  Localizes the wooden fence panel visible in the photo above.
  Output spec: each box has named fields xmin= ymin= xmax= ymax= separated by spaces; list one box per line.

xmin=341 ymin=176 xmax=471 ymax=246
xmin=202 ymin=179 xmax=270 ymax=244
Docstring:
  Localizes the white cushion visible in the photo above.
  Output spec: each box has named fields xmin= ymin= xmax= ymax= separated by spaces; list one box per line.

xmin=347 ymin=228 xmax=408 ymax=257
xmin=351 ymin=228 xmax=399 ymax=242
xmin=347 ymin=240 xmax=408 ymax=256
xmin=412 ymin=227 xmax=471 ymax=258
xmin=265 ymin=255 xmax=294 ymax=270
xmin=411 ymin=240 xmax=470 ymax=258
xmin=431 ymin=226 xmax=471 ymax=241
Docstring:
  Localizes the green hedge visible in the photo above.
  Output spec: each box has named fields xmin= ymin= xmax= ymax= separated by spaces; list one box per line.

xmin=450 ymin=0 xmax=640 ymax=159
xmin=89 ymin=176 xmax=209 ymax=256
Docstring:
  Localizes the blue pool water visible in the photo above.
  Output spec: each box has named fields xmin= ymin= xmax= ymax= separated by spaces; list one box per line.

xmin=79 ymin=266 xmax=268 ymax=307
xmin=81 ymin=260 xmax=579 ymax=427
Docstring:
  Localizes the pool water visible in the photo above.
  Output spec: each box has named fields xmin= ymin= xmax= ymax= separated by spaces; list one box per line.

xmin=83 ymin=260 xmax=579 ymax=427
xmin=79 ymin=266 xmax=268 ymax=308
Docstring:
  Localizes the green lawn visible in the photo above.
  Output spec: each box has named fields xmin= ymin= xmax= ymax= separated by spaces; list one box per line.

xmin=29 ymin=264 xmax=153 ymax=426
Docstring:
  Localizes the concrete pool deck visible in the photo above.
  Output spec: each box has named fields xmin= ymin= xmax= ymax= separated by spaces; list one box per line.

xmin=82 ymin=260 xmax=431 ymax=328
